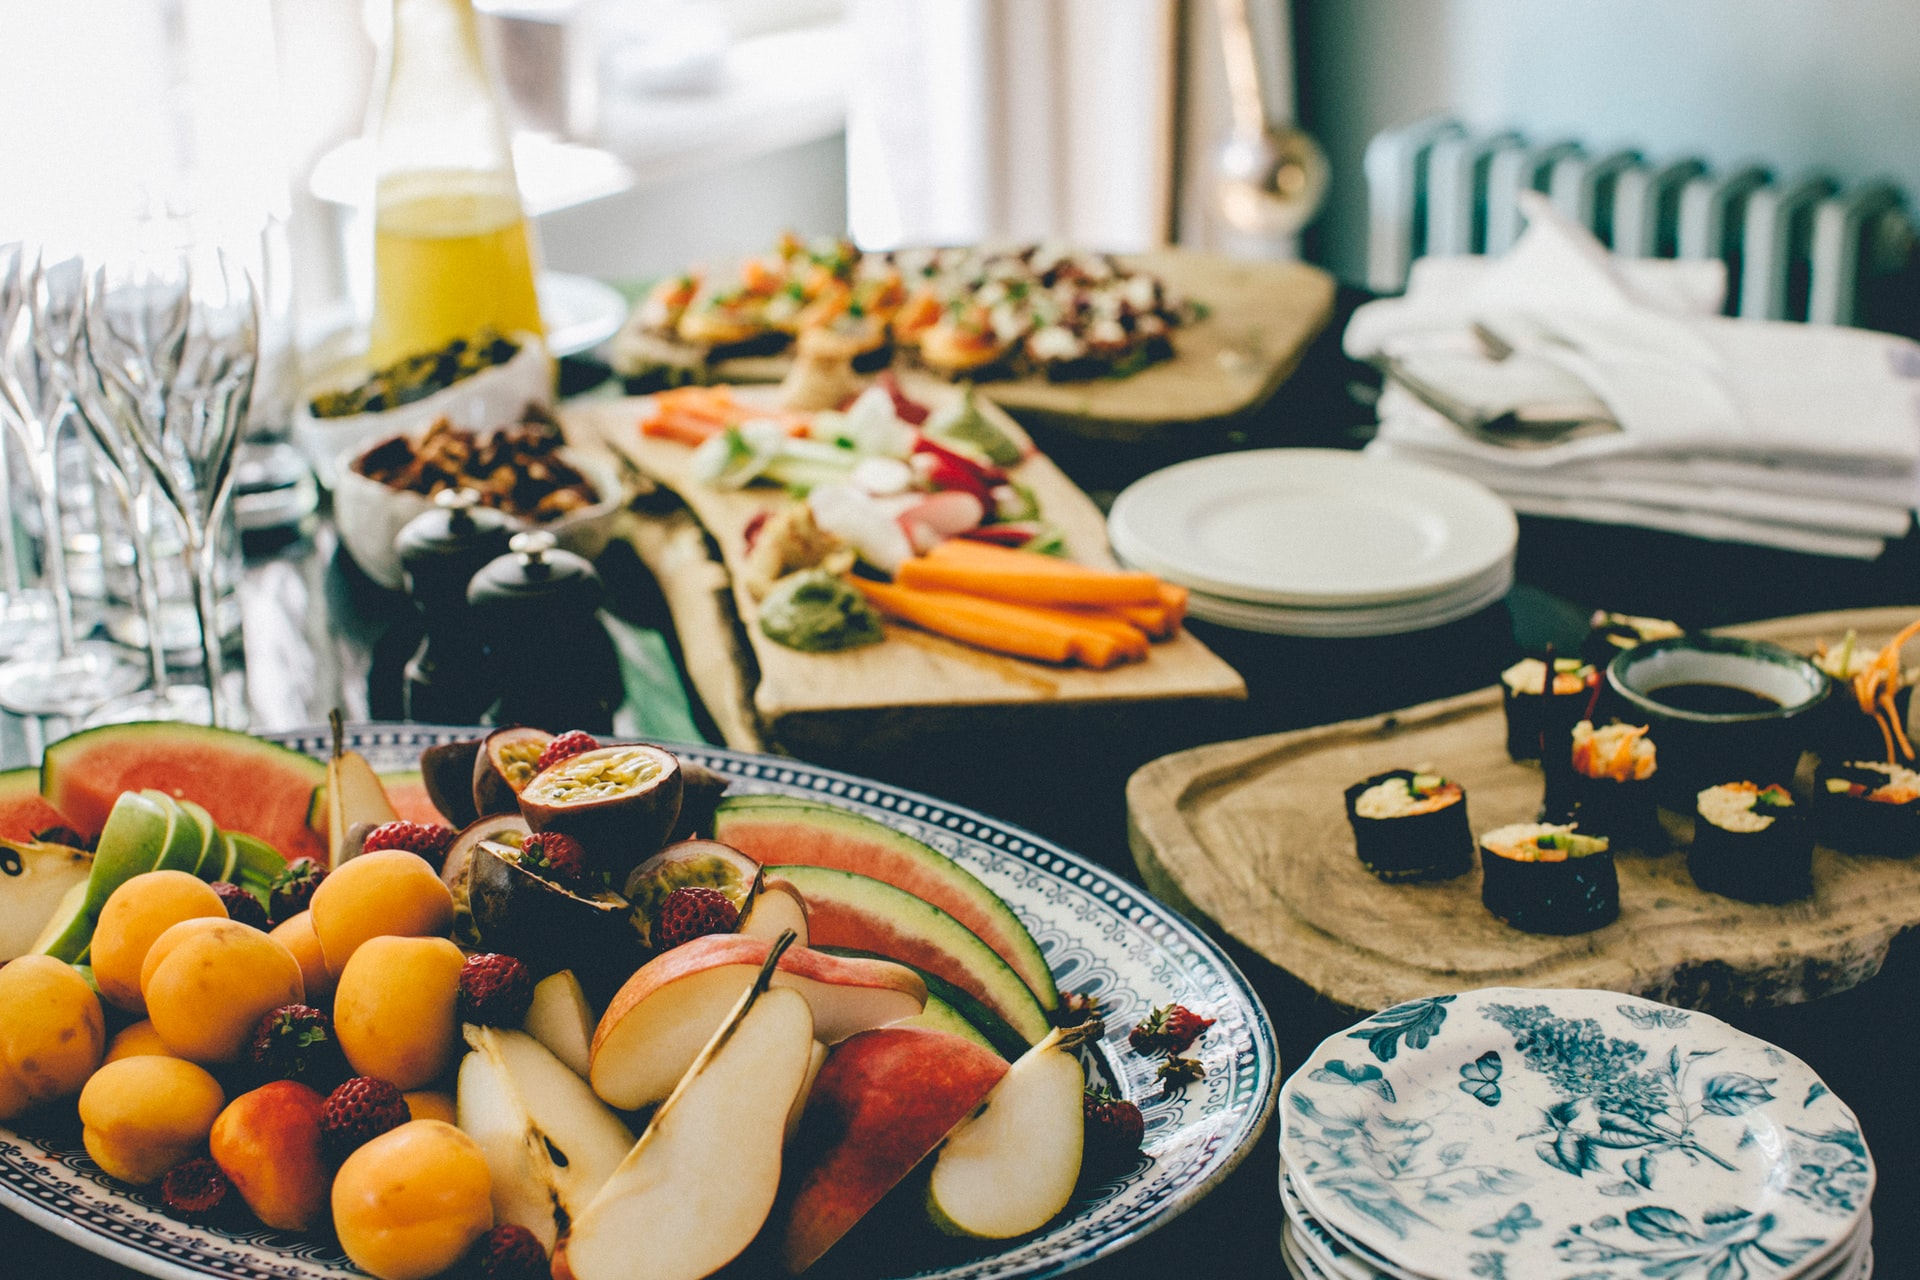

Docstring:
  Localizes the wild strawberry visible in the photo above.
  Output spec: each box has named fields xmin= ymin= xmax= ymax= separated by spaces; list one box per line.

xmin=1128 ymin=1003 xmax=1214 ymax=1056
xmin=270 ymin=857 xmax=326 ymax=924
xmin=655 ymin=886 xmax=739 ymax=949
xmin=534 ymin=731 xmax=600 ymax=776
xmin=1082 ymin=1086 xmax=1145 ymax=1170
xmin=521 ymin=830 xmax=591 ymax=885
xmin=466 ymin=1223 xmax=548 ymax=1280
xmin=250 ymin=1004 xmax=345 ymax=1087
xmin=210 ymin=881 xmax=269 ymax=930
xmin=361 ymin=821 xmax=456 ymax=869
xmin=458 ymin=953 xmax=533 ymax=1027
xmin=161 ymin=1156 xmax=231 ymax=1221
xmin=321 ymin=1077 xmax=410 ymax=1161
xmin=1155 ymin=1055 xmax=1205 ymax=1090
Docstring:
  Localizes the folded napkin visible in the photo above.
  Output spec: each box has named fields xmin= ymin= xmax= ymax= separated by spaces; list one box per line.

xmin=1347 ymin=192 xmax=1920 ymax=474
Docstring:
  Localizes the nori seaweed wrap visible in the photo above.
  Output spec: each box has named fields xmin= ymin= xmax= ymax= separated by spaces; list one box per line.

xmin=1480 ymin=822 xmax=1618 ymax=935
xmin=1541 ymin=720 xmax=1666 ymax=852
xmin=1343 ymin=770 xmax=1474 ymax=883
xmin=1689 ymin=782 xmax=1812 ymax=903
xmin=1815 ymin=759 xmax=1920 ymax=858
xmin=1812 ymin=629 xmax=1915 ymax=765
xmin=1501 ymin=655 xmax=1600 ymax=762
xmin=1581 ymin=610 xmax=1684 ymax=671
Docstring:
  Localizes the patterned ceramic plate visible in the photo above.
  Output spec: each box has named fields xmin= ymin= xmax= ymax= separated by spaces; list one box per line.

xmin=0 ymin=726 xmax=1278 ymax=1280
xmin=1280 ymin=987 xmax=1873 ymax=1280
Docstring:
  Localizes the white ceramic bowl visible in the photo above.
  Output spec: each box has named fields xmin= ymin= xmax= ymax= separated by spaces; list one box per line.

xmin=332 ymin=439 xmax=627 ymax=591
xmin=292 ymin=336 xmax=556 ymax=488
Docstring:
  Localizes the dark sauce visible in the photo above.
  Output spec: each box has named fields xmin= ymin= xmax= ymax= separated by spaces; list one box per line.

xmin=1648 ymin=682 xmax=1782 ymax=715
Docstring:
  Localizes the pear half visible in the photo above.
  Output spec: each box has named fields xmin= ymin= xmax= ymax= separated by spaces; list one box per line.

xmin=555 ymin=933 xmax=816 ymax=1280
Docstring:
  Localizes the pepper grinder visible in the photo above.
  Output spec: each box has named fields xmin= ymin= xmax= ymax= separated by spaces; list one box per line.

xmin=397 ymin=489 xmax=517 ymax=723
xmin=467 ymin=529 xmax=622 ymax=732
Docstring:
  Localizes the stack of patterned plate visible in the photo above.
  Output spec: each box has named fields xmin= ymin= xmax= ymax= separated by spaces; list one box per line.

xmin=1277 ymin=987 xmax=1875 ymax=1280
xmin=1107 ymin=449 xmax=1518 ymax=637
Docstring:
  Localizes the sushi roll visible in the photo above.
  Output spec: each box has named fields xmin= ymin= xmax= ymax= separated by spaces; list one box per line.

xmin=1582 ymin=611 xmax=1684 ymax=671
xmin=1500 ymin=654 xmax=1600 ymax=762
xmin=1813 ymin=629 xmax=1916 ymax=766
xmin=1343 ymin=770 xmax=1474 ymax=883
xmin=1816 ymin=759 xmax=1920 ymax=857
xmin=1542 ymin=720 xmax=1666 ymax=852
xmin=1479 ymin=822 xmax=1618 ymax=934
xmin=1689 ymin=782 xmax=1812 ymax=903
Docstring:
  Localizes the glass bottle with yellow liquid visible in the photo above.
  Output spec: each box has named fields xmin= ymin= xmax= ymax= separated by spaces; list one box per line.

xmin=367 ymin=0 xmax=545 ymax=367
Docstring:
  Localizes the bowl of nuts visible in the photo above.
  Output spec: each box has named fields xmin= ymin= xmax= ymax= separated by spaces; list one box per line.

xmin=333 ymin=407 xmax=627 ymax=590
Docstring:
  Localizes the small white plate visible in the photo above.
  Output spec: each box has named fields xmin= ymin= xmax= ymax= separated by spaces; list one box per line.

xmin=540 ymin=271 xmax=629 ymax=357
xmin=1174 ymin=559 xmax=1512 ymax=638
xmin=1108 ymin=450 xmax=1517 ymax=608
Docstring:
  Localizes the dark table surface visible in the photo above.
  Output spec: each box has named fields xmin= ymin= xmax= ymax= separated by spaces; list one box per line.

xmin=6 ymin=294 xmax=1918 ymax=1279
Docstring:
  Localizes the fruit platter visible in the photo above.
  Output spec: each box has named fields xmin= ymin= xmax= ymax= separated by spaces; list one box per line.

xmin=0 ymin=720 xmax=1277 ymax=1280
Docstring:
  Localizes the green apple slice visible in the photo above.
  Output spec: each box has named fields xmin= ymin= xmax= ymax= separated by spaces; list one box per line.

xmin=179 ymin=799 xmax=221 ymax=878
xmin=140 ymin=790 xmax=204 ymax=874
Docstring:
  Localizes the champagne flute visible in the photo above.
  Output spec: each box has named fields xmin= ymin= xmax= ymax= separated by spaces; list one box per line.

xmin=0 ymin=249 xmax=146 ymax=715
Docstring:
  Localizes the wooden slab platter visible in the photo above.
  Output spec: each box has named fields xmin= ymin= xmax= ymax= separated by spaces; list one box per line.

xmin=562 ymin=382 xmax=1245 ymax=749
xmin=1126 ymin=606 xmax=1920 ymax=1015
xmin=610 ymin=250 xmax=1336 ymax=443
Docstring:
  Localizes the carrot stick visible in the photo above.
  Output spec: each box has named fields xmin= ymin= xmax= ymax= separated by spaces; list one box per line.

xmin=1102 ymin=601 xmax=1177 ymax=640
xmin=901 ymin=542 xmax=1164 ymax=607
xmin=1157 ymin=581 xmax=1189 ymax=623
xmin=639 ymin=412 xmax=724 ymax=446
xmin=855 ymin=579 xmax=1139 ymax=668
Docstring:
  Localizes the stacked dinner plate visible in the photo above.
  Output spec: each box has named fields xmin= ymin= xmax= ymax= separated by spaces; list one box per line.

xmin=1107 ymin=450 xmax=1518 ymax=637
xmin=1278 ymin=987 xmax=1875 ymax=1280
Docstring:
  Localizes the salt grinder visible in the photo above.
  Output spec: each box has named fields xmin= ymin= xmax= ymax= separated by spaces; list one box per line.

xmin=396 ymin=489 xmax=514 ymax=723
xmin=467 ymin=529 xmax=622 ymax=732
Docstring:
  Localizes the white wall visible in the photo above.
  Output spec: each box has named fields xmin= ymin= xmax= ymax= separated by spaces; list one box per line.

xmin=1296 ymin=0 xmax=1920 ymax=284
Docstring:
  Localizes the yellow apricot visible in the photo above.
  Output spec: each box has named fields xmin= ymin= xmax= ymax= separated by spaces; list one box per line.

xmin=334 ymin=935 xmax=464 ymax=1090
xmin=309 ymin=850 xmax=454 ymax=978
xmin=270 ymin=911 xmax=336 ymax=1006
xmin=92 ymin=871 xmax=227 ymax=1014
xmin=78 ymin=1055 xmax=225 ymax=1185
xmin=403 ymin=1090 xmax=456 ymax=1124
xmin=104 ymin=1020 xmax=175 ymax=1063
xmin=0 ymin=954 xmax=106 ymax=1120
xmin=142 ymin=918 xmax=304 ymax=1064
xmin=332 ymin=1120 xmax=493 ymax=1280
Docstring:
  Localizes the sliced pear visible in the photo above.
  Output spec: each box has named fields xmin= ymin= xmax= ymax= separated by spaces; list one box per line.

xmin=786 ymin=1039 xmax=829 ymax=1147
xmin=326 ymin=710 xmax=398 ymax=865
xmin=2 ymin=840 xmax=93 ymax=961
xmin=738 ymin=873 xmax=809 ymax=946
xmin=924 ymin=1025 xmax=1088 ymax=1238
xmin=555 ymin=934 xmax=816 ymax=1280
xmin=457 ymin=1025 xmax=635 ymax=1252
xmin=524 ymin=970 xmax=597 ymax=1079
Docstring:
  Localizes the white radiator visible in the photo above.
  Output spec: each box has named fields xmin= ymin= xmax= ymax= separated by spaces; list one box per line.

xmin=1363 ymin=117 xmax=1918 ymax=331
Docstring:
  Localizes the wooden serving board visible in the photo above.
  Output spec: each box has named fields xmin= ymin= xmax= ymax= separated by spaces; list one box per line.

xmin=1126 ymin=606 xmax=1920 ymax=1015
xmin=563 ymin=385 xmax=1245 ymax=747
xmin=611 ymin=251 xmax=1336 ymax=443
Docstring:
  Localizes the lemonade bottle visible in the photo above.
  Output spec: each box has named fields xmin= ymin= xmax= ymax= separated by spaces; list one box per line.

xmin=366 ymin=0 xmax=545 ymax=368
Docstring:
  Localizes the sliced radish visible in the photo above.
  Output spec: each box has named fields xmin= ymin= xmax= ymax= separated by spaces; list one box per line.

xmin=809 ymin=483 xmax=915 ymax=574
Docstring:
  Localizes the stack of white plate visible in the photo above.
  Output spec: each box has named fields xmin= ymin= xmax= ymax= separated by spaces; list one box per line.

xmin=1277 ymin=987 xmax=1875 ymax=1280
xmin=1107 ymin=450 xmax=1518 ymax=637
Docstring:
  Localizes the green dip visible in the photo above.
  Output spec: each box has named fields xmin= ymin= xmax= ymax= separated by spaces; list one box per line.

xmin=759 ymin=570 xmax=885 ymax=652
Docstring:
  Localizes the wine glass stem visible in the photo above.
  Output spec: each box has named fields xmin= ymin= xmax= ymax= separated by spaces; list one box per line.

xmin=0 ymin=434 xmax=22 ymax=596
xmin=28 ymin=433 xmax=79 ymax=655
xmin=118 ymin=482 xmax=173 ymax=696
xmin=185 ymin=523 xmax=226 ymax=730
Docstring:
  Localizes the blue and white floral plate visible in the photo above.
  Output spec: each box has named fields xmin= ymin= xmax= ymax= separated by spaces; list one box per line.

xmin=1279 ymin=987 xmax=1873 ymax=1280
xmin=0 ymin=726 xmax=1278 ymax=1280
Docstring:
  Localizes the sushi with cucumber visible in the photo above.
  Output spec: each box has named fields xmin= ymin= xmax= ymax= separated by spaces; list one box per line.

xmin=1816 ymin=759 xmax=1920 ymax=858
xmin=1582 ymin=610 xmax=1683 ymax=670
xmin=1479 ymin=822 xmax=1618 ymax=934
xmin=1500 ymin=653 xmax=1600 ymax=762
xmin=1343 ymin=769 xmax=1474 ymax=883
xmin=1689 ymin=782 xmax=1812 ymax=904
xmin=1542 ymin=720 xmax=1665 ymax=851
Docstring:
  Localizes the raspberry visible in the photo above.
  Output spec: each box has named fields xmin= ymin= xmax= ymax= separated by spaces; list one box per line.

xmin=1128 ymin=1004 xmax=1214 ymax=1057
xmin=655 ymin=886 xmax=739 ymax=950
xmin=161 ymin=1156 xmax=231 ymax=1220
xmin=361 ymin=821 xmax=456 ymax=869
xmin=250 ymin=1004 xmax=345 ymax=1087
xmin=269 ymin=857 xmax=326 ymax=925
xmin=210 ymin=881 xmax=269 ymax=930
xmin=534 ymin=731 xmax=600 ymax=776
xmin=322 ymin=1077 xmax=410 ymax=1161
xmin=458 ymin=953 xmax=533 ymax=1027
xmin=467 ymin=1224 xmax=548 ymax=1280
xmin=521 ymin=830 xmax=591 ymax=885
xmin=1082 ymin=1086 xmax=1145 ymax=1171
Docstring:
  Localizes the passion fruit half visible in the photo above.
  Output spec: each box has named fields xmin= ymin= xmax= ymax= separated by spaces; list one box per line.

xmin=440 ymin=813 xmax=532 ymax=947
xmin=517 ymin=743 xmax=683 ymax=878
xmin=622 ymin=838 xmax=763 ymax=948
xmin=665 ymin=760 xmax=732 ymax=844
xmin=467 ymin=840 xmax=643 ymax=999
xmin=472 ymin=726 xmax=556 ymax=817
xmin=422 ymin=739 xmax=482 ymax=828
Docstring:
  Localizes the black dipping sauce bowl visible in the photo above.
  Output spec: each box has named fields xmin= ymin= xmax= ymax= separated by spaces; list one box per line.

xmin=1607 ymin=635 xmax=1832 ymax=801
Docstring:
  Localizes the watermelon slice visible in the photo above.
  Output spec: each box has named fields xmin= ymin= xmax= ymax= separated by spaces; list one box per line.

xmin=379 ymin=772 xmax=449 ymax=826
xmin=41 ymin=723 xmax=328 ymax=863
xmin=713 ymin=796 xmax=1059 ymax=1011
xmin=0 ymin=766 xmax=73 ymax=843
